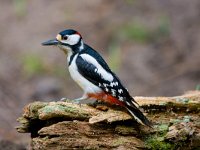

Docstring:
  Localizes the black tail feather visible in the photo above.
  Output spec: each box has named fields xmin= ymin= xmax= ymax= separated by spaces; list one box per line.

xmin=125 ymin=104 xmax=152 ymax=127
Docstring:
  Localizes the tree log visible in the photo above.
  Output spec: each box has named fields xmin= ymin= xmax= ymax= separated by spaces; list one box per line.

xmin=16 ymin=91 xmax=200 ymax=149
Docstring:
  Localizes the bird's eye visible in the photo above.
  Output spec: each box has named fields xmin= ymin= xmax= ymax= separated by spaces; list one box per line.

xmin=63 ymin=36 xmax=68 ymax=40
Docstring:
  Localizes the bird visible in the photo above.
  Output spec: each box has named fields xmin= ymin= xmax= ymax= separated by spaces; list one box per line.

xmin=42 ymin=29 xmax=152 ymax=127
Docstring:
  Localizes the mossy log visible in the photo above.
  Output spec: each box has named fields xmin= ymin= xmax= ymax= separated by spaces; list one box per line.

xmin=16 ymin=91 xmax=200 ymax=149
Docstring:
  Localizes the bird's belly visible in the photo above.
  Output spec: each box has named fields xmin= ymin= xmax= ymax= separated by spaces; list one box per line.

xmin=68 ymin=56 xmax=102 ymax=94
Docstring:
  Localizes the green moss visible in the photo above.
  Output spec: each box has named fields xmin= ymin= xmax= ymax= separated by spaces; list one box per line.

xmin=38 ymin=104 xmax=90 ymax=120
xmin=145 ymin=123 xmax=175 ymax=149
xmin=145 ymin=136 xmax=175 ymax=150
xmin=183 ymin=116 xmax=191 ymax=123
xmin=28 ymin=102 xmax=48 ymax=119
xmin=157 ymin=124 xmax=169 ymax=133
xmin=153 ymin=123 xmax=169 ymax=136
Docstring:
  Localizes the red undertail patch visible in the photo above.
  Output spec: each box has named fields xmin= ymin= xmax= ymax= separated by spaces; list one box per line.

xmin=87 ymin=92 xmax=124 ymax=106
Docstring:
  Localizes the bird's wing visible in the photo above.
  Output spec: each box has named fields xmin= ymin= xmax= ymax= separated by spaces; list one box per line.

xmin=76 ymin=54 xmax=139 ymax=106
xmin=76 ymin=54 xmax=153 ymax=127
xmin=76 ymin=54 xmax=112 ymax=87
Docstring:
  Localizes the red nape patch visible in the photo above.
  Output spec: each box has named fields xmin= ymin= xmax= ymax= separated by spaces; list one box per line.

xmin=76 ymin=31 xmax=82 ymax=37
xmin=87 ymin=93 xmax=125 ymax=106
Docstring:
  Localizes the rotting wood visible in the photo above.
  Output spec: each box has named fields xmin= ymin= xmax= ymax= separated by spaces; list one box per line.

xmin=16 ymin=91 xmax=200 ymax=149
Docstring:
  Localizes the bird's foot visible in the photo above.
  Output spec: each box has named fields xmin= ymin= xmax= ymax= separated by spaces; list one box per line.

xmin=73 ymin=98 xmax=98 ymax=107
xmin=59 ymin=97 xmax=68 ymax=102
xmin=58 ymin=98 xmax=83 ymax=107
xmin=73 ymin=99 xmax=82 ymax=104
xmin=59 ymin=97 xmax=75 ymax=103
xmin=72 ymin=96 xmax=88 ymax=105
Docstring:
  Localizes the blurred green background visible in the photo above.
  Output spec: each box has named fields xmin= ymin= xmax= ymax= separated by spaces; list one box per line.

xmin=0 ymin=0 xmax=200 ymax=148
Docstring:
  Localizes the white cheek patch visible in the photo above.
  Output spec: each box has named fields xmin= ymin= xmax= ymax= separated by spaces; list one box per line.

xmin=62 ymin=34 xmax=80 ymax=45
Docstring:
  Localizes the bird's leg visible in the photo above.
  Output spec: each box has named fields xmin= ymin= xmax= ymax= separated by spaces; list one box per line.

xmin=59 ymin=97 xmax=69 ymax=102
xmin=73 ymin=96 xmax=88 ymax=104
xmin=58 ymin=95 xmax=91 ymax=104
xmin=74 ymin=94 xmax=98 ymax=105
xmin=58 ymin=96 xmax=89 ymax=107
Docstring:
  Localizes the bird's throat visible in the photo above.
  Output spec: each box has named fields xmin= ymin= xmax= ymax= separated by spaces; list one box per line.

xmin=60 ymin=48 xmax=67 ymax=55
xmin=58 ymin=46 xmax=70 ymax=55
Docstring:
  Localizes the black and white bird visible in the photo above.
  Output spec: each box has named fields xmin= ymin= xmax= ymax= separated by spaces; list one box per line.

xmin=42 ymin=29 xmax=152 ymax=127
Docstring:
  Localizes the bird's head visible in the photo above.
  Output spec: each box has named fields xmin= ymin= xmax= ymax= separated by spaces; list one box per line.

xmin=42 ymin=29 xmax=83 ymax=54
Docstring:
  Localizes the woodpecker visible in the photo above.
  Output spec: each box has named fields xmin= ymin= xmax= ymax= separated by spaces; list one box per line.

xmin=42 ymin=29 xmax=152 ymax=127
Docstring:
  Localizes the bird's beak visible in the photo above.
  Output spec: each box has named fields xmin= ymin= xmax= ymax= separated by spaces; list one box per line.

xmin=42 ymin=39 xmax=59 ymax=46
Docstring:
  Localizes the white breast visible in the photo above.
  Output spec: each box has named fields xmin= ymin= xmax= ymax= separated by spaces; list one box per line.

xmin=68 ymin=54 xmax=102 ymax=94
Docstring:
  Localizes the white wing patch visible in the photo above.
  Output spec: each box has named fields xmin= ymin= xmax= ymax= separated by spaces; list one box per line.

xmin=80 ymin=54 xmax=114 ymax=82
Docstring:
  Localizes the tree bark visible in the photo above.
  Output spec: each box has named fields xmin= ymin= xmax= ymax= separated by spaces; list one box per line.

xmin=16 ymin=91 xmax=200 ymax=149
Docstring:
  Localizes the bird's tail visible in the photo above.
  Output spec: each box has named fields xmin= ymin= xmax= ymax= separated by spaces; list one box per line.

xmin=125 ymin=99 xmax=152 ymax=127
